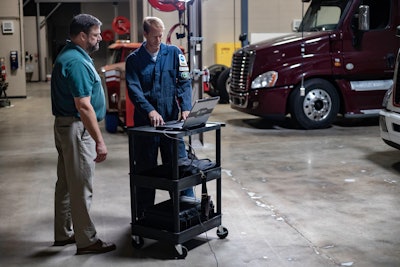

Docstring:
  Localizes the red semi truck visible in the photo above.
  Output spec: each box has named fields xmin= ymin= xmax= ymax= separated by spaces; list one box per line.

xmin=229 ymin=0 xmax=399 ymax=129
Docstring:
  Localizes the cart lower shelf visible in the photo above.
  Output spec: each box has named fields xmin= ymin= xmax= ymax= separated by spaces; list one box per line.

xmin=131 ymin=216 xmax=228 ymax=258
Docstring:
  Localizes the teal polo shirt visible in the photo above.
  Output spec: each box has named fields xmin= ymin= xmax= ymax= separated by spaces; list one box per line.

xmin=51 ymin=41 xmax=105 ymax=121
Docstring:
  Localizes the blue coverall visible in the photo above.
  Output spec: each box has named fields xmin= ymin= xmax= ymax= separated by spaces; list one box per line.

xmin=125 ymin=42 xmax=192 ymax=215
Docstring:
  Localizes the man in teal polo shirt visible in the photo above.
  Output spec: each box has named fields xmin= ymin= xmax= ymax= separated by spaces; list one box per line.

xmin=51 ymin=14 xmax=116 ymax=255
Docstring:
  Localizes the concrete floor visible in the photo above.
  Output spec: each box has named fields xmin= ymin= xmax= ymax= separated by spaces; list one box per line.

xmin=0 ymin=82 xmax=400 ymax=267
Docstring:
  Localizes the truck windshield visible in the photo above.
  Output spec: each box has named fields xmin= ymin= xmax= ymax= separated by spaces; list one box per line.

xmin=299 ymin=0 xmax=349 ymax=32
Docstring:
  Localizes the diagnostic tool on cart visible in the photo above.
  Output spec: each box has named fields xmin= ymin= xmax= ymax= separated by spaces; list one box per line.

xmin=156 ymin=96 xmax=219 ymax=130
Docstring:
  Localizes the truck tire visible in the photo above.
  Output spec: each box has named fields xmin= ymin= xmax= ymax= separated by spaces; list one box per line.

xmin=207 ymin=64 xmax=228 ymax=97
xmin=217 ymin=67 xmax=231 ymax=103
xmin=289 ymin=78 xmax=340 ymax=129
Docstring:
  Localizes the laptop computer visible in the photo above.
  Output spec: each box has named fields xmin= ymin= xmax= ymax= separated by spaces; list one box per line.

xmin=156 ymin=96 xmax=220 ymax=130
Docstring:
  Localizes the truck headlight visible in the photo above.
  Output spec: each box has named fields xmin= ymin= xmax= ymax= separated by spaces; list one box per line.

xmin=251 ymin=71 xmax=278 ymax=89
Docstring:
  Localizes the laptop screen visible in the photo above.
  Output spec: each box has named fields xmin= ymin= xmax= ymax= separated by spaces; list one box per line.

xmin=182 ymin=96 xmax=220 ymax=129
xmin=156 ymin=96 xmax=220 ymax=130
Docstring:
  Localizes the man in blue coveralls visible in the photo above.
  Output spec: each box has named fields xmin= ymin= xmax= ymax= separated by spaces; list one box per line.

xmin=125 ymin=16 xmax=195 ymax=217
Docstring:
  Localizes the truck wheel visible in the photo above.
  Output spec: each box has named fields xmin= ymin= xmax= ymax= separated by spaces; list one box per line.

xmin=208 ymin=64 xmax=228 ymax=97
xmin=217 ymin=67 xmax=231 ymax=103
xmin=289 ymin=78 xmax=339 ymax=129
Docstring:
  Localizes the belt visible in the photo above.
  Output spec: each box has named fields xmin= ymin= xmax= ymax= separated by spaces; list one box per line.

xmin=55 ymin=116 xmax=81 ymax=121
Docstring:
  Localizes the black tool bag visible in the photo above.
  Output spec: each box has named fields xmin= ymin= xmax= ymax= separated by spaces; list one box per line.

xmin=143 ymin=199 xmax=202 ymax=231
xmin=138 ymin=151 xmax=217 ymax=179
xmin=143 ymin=195 xmax=215 ymax=231
xmin=178 ymin=157 xmax=216 ymax=177
xmin=143 ymin=152 xmax=216 ymax=229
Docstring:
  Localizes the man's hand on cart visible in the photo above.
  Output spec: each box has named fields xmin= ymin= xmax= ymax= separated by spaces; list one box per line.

xmin=180 ymin=110 xmax=190 ymax=121
xmin=148 ymin=110 xmax=165 ymax=127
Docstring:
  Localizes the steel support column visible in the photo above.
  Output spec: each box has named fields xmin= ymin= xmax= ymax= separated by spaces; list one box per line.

xmin=240 ymin=0 xmax=248 ymax=46
xmin=187 ymin=0 xmax=203 ymax=144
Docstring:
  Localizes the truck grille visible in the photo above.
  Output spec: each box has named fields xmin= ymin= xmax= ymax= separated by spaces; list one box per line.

xmin=230 ymin=49 xmax=254 ymax=93
xmin=229 ymin=49 xmax=255 ymax=107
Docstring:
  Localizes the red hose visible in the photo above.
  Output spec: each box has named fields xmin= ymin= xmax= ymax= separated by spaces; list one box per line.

xmin=148 ymin=0 xmax=185 ymax=12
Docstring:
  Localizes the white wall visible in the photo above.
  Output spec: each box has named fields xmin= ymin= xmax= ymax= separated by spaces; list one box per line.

xmin=0 ymin=0 xmax=26 ymax=97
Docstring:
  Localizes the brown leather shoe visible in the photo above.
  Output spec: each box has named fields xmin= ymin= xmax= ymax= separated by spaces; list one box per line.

xmin=53 ymin=235 xmax=76 ymax=246
xmin=76 ymin=239 xmax=116 ymax=255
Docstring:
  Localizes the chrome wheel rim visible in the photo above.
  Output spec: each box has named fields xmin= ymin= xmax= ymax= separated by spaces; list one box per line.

xmin=303 ymin=89 xmax=332 ymax=121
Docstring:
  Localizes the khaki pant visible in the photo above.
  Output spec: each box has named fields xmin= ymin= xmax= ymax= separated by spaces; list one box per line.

xmin=53 ymin=116 xmax=98 ymax=248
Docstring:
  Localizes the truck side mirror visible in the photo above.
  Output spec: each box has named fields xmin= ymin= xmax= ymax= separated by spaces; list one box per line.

xmin=239 ymin=33 xmax=247 ymax=42
xmin=239 ymin=33 xmax=248 ymax=46
xmin=352 ymin=5 xmax=369 ymax=48
xmin=396 ymin=25 xmax=400 ymax=37
xmin=358 ymin=5 xmax=370 ymax=31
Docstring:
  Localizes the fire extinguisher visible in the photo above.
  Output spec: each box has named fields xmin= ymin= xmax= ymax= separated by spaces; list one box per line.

xmin=0 ymin=57 xmax=6 ymax=82
xmin=202 ymin=67 xmax=210 ymax=93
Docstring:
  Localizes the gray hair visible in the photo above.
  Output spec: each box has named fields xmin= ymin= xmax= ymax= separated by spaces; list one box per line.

xmin=70 ymin=14 xmax=102 ymax=37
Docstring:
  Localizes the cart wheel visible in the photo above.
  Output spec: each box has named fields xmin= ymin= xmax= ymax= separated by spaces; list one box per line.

xmin=217 ymin=225 xmax=229 ymax=239
xmin=174 ymin=244 xmax=188 ymax=259
xmin=131 ymin=235 xmax=144 ymax=249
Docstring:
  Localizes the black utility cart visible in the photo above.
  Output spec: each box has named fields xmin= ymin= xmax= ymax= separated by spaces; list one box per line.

xmin=128 ymin=122 xmax=228 ymax=259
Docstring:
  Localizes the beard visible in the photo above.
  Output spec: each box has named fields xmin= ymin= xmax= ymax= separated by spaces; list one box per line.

xmin=88 ymin=42 xmax=100 ymax=54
